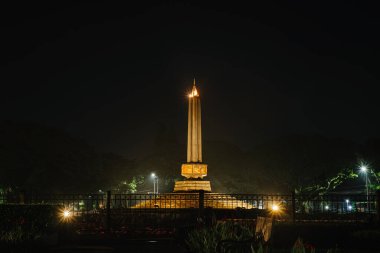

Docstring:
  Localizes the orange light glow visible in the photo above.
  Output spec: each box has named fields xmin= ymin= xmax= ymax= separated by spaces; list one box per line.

xmin=59 ymin=207 xmax=74 ymax=222
xmin=188 ymin=86 xmax=199 ymax=98
xmin=270 ymin=202 xmax=283 ymax=216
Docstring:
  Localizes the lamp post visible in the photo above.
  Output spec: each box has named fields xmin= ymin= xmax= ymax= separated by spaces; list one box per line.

xmin=156 ymin=176 xmax=159 ymax=194
xmin=151 ymin=173 xmax=158 ymax=194
xmin=360 ymin=165 xmax=369 ymax=211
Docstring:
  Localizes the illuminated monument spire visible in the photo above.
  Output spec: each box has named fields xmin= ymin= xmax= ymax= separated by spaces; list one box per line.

xmin=187 ymin=78 xmax=202 ymax=163
xmin=133 ymin=79 xmax=253 ymax=208
xmin=174 ymin=79 xmax=211 ymax=192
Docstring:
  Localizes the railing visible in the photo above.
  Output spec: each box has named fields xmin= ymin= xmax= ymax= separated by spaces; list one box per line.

xmin=0 ymin=192 xmax=378 ymax=222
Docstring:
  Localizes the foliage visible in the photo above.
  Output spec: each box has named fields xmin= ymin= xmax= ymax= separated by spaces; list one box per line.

xmin=0 ymin=187 xmax=4 ymax=204
xmin=351 ymin=229 xmax=380 ymax=241
xmin=0 ymin=204 xmax=58 ymax=244
xmin=368 ymin=170 xmax=380 ymax=190
xmin=2 ymin=121 xmax=380 ymax=194
xmin=292 ymin=238 xmax=343 ymax=253
xmin=296 ymin=168 xmax=358 ymax=197
xmin=291 ymin=237 xmax=315 ymax=253
xmin=114 ymin=176 xmax=145 ymax=193
xmin=296 ymin=158 xmax=380 ymax=198
xmin=0 ymin=121 xmax=136 ymax=193
xmin=326 ymin=246 xmax=341 ymax=253
xmin=185 ymin=221 xmax=264 ymax=253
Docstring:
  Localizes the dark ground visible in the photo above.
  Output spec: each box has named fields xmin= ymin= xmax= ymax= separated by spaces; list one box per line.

xmin=3 ymin=223 xmax=378 ymax=253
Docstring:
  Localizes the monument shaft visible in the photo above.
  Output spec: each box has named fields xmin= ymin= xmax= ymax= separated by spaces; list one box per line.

xmin=187 ymin=89 xmax=202 ymax=162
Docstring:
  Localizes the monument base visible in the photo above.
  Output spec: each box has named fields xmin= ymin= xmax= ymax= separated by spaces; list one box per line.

xmin=173 ymin=180 xmax=211 ymax=192
xmin=181 ymin=163 xmax=208 ymax=179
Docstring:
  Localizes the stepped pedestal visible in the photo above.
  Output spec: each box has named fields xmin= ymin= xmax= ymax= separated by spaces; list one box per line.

xmin=173 ymin=163 xmax=211 ymax=192
xmin=173 ymin=180 xmax=211 ymax=192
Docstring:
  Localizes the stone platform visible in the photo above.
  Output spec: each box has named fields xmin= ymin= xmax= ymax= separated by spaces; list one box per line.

xmin=133 ymin=193 xmax=254 ymax=209
xmin=173 ymin=180 xmax=211 ymax=192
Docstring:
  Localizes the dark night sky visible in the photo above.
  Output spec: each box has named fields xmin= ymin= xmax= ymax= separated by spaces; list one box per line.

xmin=1 ymin=2 xmax=380 ymax=158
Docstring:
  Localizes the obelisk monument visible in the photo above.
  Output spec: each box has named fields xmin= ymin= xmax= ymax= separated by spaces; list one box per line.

xmin=174 ymin=79 xmax=212 ymax=192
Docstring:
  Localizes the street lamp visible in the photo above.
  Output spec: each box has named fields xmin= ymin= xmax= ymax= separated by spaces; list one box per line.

xmin=359 ymin=165 xmax=369 ymax=211
xmin=151 ymin=173 xmax=158 ymax=194
xmin=59 ymin=207 xmax=73 ymax=222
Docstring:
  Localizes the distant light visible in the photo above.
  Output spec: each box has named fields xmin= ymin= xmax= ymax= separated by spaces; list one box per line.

xmin=325 ymin=205 xmax=329 ymax=210
xmin=151 ymin=173 xmax=156 ymax=178
xmin=348 ymin=205 xmax=352 ymax=211
xmin=360 ymin=165 xmax=367 ymax=173
xmin=345 ymin=199 xmax=349 ymax=203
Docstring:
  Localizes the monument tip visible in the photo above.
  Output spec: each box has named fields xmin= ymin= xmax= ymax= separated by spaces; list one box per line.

xmin=189 ymin=78 xmax=199 ymax=97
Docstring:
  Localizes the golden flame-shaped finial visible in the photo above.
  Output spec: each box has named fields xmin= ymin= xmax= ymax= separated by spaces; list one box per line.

xmin=188 ymin=78 xmax=199 ymax=98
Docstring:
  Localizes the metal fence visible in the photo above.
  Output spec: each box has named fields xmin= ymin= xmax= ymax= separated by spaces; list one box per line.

xmin=0 ymin=192 xmax=377 ymax=223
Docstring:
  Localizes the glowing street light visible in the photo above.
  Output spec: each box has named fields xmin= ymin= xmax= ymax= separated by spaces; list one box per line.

xmin=345 ymin=199 xmax=351 ymax=212
xmin=59 ymin=208 xmax=73 ymax=222
xmin=325 ymin=205 xmax=329 ymax=211
xmin=359 ymin=164 xmax=369 ymax=211
xmin=151 ymin=173 xmax=158 ymax=194
xmin=270 ymin=203 xmax=283 ymax=216
xmin=345 ymin=199 xmax=349 ymax=211
xmin=63 ymin=210 xmax=70 ymax=217
xmin=271 ymin=204 xmax=279 ymax=212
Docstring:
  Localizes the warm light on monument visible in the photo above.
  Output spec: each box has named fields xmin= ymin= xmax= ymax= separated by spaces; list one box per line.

xmin=174 ymin=79 xmax=211 ymax=192
xmin=134 ymin=79 xmax=253 ymax=208
xmin=188 ymin=86 xmax=199 ymax=98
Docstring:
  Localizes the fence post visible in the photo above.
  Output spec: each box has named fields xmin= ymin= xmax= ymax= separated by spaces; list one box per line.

xmin=291 ymin=190 xmax=296 ymax=224
xmin=19 ymin=190 xmax=25 ymax=204
xmin=106 ymin=190 xmax=111 ymax=231
xmin=198 ymin=190 xmax=206 ymax=226
xmin=376 ymin=190 xmax=380 ymax=224
xmin=199 ymin=190 xmax=204 ymax=210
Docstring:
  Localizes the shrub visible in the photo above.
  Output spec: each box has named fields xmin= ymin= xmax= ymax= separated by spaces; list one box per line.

xmin=185 ymin=221 xmax=263 ymax=253
xmin=291 ymin=237 xmax=315 ymax=253
xmin=0 ymin=204 xmax=59 ymax=244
